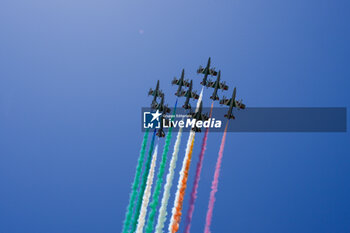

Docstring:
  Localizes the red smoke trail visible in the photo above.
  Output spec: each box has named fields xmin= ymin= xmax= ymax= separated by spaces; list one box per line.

xmin=204 ymin=122 xmax=229 ymax=233
xmin=184 ymin=102 xmax=214 ymax=233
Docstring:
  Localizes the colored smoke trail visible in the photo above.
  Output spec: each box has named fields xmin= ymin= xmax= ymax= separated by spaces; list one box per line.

xmin=136 ymin=144 xmax=158 ymax=233
xmin=169 ymin=132 xmax=195 ymax=233
xmin=196 ymin=87 xmax=204 ymax=110
xmin=204 ymin=122 xmax=229 ymax=233
xmin=154 ymin=127 xmax=183 ymax=233
xmin=168 ymin=87 xmax=203 ymax=233
xmin=122 ymin=129 xmax=150 ymax=233
xmin=130 ymin=130 xmax=157 ymax=233
xmin=145 ymin=101 xmax=178 ymax=233
xmin=184 ymin=101 xmax=214 ymax=233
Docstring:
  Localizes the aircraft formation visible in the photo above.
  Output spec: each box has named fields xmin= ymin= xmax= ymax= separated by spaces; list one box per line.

xmin=148 ymin=57 xmax=245 ymax=137
xmin=123 ymin=58 xmax=247 ymax=233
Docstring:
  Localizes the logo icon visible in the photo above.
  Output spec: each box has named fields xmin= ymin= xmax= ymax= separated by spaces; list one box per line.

xmin=143 ymin=110 xmax=162 ymax=129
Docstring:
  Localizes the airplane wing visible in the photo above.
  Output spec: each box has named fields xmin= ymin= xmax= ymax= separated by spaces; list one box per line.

xmin=156 ymin=90 xmax=164 ymax=97
xmin=178 ymin=90 xmax=187 ymax=97
xmin=219 ymin=98 xmax=232 ymax=106
xmin=219 ymin=82 xmax=229 ymax=90
xmin=197 ymin=66 xmax=205 ymax=74
xmin=206 ymin=80 xmax=215 ymax=88
xmin=209 ymin=69 xmax=218 ymax=76
xmin=190 ymin=92 xmax=199 ymax=99
xmin=183 ymin=79 xmax=190 ymax=87
xmin=235 ymin=101 xmax=246 ymax=109
xmin=148 ymin=88 xmax=164 ymax=97
xmin=171 ymin=78 xmax=179 ymax=85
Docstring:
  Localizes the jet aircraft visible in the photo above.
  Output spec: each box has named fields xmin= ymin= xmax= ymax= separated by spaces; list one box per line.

xmin=190 ymin=101 xmax=209 ymax=132
xmin=197 ymin=57 xmax=218 ymax=86
xmin=172 ymin=69 xmax=190 ymax=97
xmin=148 ymin=80 xmax=164 ymax=108
xmin=220 ymin=87 xmax=246 ymax=119
xmin=156 ymin=114 xmax=169 ymax=138
xmin=207 ymin=70 xmax=229 ymax=100
xmin=179 ymin=80 xmax=199 ymax=109
xmin=152 ymin=95 xmax=171 ymax=114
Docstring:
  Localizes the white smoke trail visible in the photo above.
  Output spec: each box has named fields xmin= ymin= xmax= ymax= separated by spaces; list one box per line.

xmin=168 ymin=88 xmax=203 ymax=233
xmin=136 ymin=144 xmax=158 ymax=233
xmin=155 ymin=127 xmax=183 ymax=233
xmin=195 ymin=88 xmax=203 ymax=110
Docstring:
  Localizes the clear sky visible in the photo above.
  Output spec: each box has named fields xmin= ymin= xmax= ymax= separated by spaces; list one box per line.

xmin=0 ymin=0 xmax=349 ymax=232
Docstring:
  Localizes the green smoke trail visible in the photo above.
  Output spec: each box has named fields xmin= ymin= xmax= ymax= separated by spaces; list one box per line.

xmin=122 ymin=129 xmax=149 ymax=233
xmin=145 ymin=100 xmax=177 ymax=233
xmin=130 ymin=129 xmax=157 ymax=233
xmin=136 ymin=144 xmax=158 ymax=233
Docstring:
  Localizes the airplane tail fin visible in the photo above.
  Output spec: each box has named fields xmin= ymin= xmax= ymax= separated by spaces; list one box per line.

xmin=224 ymin=114 xmax=235 ymax=120
xmin=219 ymin=96 xmax=227 ymax=105
xmin=192 ymin=127 xmax=201 ymax=132
xmin=183 ymin=104 xmax=191 ymax=110
xmin=156 ymin=129 xmax=165 ymax=138
xmin=210 ymin=95 xmax=219 ymax=101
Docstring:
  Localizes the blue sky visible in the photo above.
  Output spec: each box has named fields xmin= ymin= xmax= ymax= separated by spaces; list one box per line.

xmin=0 ymin=0 xmax=349 ymax=232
